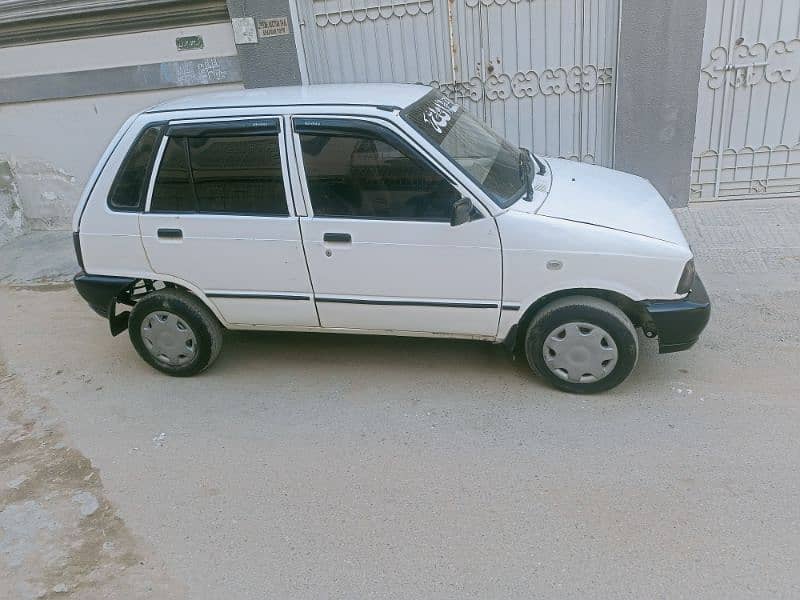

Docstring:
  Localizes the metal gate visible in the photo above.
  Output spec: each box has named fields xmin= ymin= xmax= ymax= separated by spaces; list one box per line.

xmin=295 ymin=0 xmax=619 ymax=167
xmin=692 ymin=0 xmax=800 ymax=201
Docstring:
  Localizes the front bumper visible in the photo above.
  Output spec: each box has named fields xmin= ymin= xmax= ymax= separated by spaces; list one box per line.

xmin=639 ymin=274 xmax=711 ymax=353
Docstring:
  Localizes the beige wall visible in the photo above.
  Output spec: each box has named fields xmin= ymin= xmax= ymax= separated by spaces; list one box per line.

xmin=0 ymin=85 xmax=243 ymax=231
xmin=0 ymin=22 xmax=237 ymax=78
xmin=0 ymin=23 xmax=243 ymax=233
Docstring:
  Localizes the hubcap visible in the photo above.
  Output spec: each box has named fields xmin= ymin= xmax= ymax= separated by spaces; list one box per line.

xmin=140 ymin=311 xmax=197 ymax=367
xmin=542 ymin=322 xmax=618 ymax=384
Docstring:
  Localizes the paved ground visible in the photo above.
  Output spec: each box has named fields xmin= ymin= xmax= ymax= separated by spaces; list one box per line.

xmin=0 ymin=230 xmax=77 ymax=286
xmin=0 ymin=198 xmax=799 ymax=598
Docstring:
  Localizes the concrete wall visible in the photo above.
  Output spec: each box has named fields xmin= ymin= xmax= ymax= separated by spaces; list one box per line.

xmin=0 ymin=85 xmax=243 ymax=232
xmin=224 ymin=0 xmax=302 ymax=88
xmin=0 ymin=23 xmax=243 ymax=238
xmin=0 ymin=160 xmax=25 ymax=246
xmin=613 ymin=0 xmax=707 ymax=208
xmin=0 ymin=22 xmax=236 ymax=78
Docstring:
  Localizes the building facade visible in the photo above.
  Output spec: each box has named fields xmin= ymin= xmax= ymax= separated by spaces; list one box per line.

xmin=0 ymin=0 xmax=243 ymax=244
xmin=1 ymin=0 xmax=797 ymax=244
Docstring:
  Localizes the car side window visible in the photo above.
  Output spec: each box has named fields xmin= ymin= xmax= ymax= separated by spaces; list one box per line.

xmin=108 ymin=126 xmax=162 ymax=211
xmin=150 ymin=133 xmax=289 ymax=216
xmin=298 ymin=131 xmax=459 ymax=220
xmin=151 ymin=137 xmax=194 ymax=213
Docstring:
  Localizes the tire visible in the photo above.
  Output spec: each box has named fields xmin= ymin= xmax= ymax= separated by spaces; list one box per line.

xmin=524 ymin=296 xmax=638 ymax=394
xmin=129 ymin=288 xmax=223 ymax=377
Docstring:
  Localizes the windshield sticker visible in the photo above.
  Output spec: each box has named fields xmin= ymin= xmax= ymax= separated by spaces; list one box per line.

xmin=421 ymin=96 xmax=460 ymax=134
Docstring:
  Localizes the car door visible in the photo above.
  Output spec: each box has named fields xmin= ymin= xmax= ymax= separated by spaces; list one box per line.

xmin=139 ymin=117 xmax=319 ymax=327
xmin=291 ymin=116 xmax=502 ymax=337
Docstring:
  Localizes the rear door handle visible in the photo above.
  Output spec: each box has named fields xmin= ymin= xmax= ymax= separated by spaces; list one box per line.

xmin=157 ymin=228 xmax=183 ymax=240
xmin=323 ymin=232 xmax=351 ymax=243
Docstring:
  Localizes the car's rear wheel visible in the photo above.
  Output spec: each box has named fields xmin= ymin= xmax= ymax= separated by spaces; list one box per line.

xmin=524 ymin=296 xmax=638 ymax=394
xmin=129 ymin=288 xmax=223 ymax=376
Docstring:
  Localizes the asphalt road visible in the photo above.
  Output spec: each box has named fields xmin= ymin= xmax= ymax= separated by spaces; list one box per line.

xmin=1 ymin=200 xmax=799 ymax=598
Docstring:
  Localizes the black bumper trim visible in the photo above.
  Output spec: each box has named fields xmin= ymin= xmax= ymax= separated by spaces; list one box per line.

xmin=640 ymin=274 xmax=711 ymax=354
xmin=73 ymin=272 xmax=137 ymax=318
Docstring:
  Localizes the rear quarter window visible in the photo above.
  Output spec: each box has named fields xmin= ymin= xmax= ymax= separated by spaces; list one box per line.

xmin=107 ymin=126 xmax=162 ymax=212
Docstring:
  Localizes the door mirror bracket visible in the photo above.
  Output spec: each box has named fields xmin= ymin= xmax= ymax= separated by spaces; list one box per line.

xmin=450 ymin=196 xmax=473 ymax=227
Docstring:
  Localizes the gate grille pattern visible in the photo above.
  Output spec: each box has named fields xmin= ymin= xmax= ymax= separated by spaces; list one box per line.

xmin=298 ymin=0 xmax=619 ymax=167
xmin=692 ymin=0 xmax=800 ymax=201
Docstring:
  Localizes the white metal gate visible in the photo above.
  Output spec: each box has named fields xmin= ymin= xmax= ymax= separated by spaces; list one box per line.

xmin=295 ymin=0 xmax=619 ymax=167
xmin=692 ymin=0 xmax=800 ymax=201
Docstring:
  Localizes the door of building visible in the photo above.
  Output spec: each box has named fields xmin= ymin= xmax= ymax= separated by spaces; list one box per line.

xmin=294 ymin=0 xmax=619 ymax=166
xmin=692 ymin=0 xmax=800 ymax=201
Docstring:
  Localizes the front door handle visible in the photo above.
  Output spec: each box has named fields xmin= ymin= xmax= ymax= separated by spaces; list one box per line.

xmin=323 ymin=232 xmax=351 ymax=243
xmin=157 ymin=228 xmax=183 ymax=240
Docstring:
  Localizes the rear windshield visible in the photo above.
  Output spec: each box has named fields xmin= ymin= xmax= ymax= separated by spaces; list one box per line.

xmin=402 ymin=91 xmax=525 ymax=208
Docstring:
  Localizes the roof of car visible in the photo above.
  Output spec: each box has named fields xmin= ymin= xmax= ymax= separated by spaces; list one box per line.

xmin=147 ymin=83 xmax=433 ymax=113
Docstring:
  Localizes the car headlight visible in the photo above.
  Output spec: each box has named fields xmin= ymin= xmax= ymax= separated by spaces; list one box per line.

xmin=676 ymin=259 xmax=695 ymax=294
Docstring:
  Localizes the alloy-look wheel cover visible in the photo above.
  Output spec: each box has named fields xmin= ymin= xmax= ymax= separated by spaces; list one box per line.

xmin=140 ymin=311 xmax=197 ymax=367
xmin=542 ymin=322 xmax=619 ymax=384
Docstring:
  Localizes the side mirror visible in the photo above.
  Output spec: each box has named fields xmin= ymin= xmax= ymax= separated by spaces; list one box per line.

xmin=450 ymin=196 xmax=473 ymax=227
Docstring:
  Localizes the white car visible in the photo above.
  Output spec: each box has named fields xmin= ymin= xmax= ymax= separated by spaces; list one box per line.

xmin=73 ymin=84 xmax=710 ymax=393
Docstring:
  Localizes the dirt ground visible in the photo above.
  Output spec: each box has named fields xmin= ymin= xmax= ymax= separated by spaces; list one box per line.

xmin=0 ymin=199 xmax=799 ymax=598
xmin=0 ymin=354 xmax=182 ymax=599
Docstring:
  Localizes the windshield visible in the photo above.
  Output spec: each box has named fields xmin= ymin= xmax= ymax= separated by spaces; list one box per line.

xmin=402 ymin=91 xmax=526 ymax=208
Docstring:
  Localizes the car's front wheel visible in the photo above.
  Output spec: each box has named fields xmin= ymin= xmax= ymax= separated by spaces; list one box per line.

xmin=129 ymin=288 xmax=223 ymax=376
xmin=524 ymin=296 xmax=638 ymax=394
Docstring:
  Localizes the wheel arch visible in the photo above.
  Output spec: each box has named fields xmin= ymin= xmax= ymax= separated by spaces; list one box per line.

xmin=148 ymin=274 xmax=226 ymax=323
xmin=95 ymin=272 xmax=229 ymax=336
xmin=504 ymin=288 xmax=645 ymax=355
